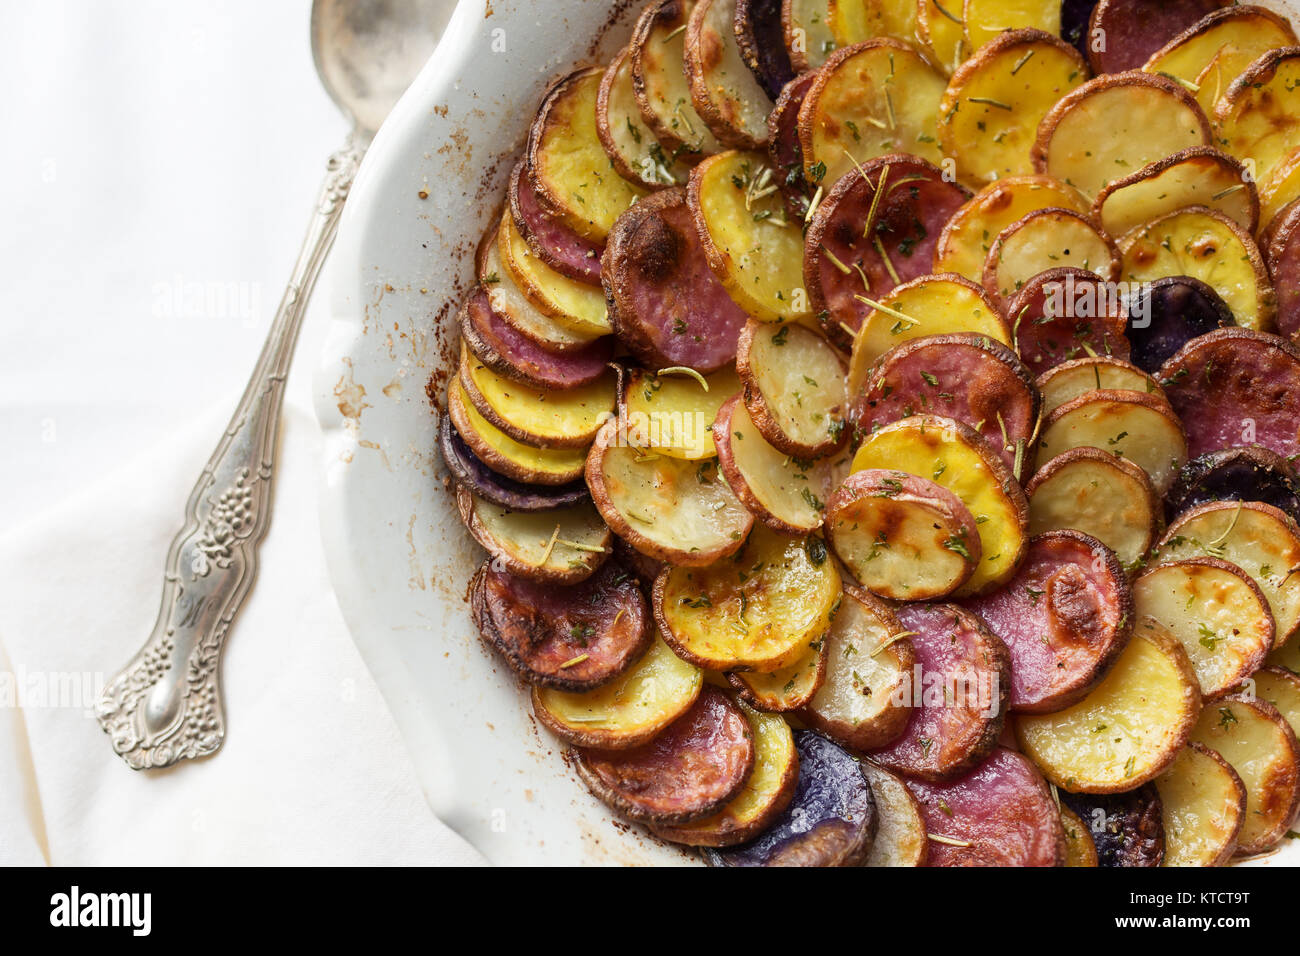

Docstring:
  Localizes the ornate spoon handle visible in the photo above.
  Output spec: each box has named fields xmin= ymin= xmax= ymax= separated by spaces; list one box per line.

xmin=96 ymin=137 xmax=365 ymax=769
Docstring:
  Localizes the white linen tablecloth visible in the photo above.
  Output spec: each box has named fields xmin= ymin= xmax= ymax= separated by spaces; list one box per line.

xmin=0 ymin=0 xmax=482 ymax=865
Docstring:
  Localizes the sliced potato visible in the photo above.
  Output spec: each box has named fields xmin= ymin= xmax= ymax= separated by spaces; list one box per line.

xmin=801 ymin=584 xmax=915 ymax=751
xmin=1092 ymin=147 xmax=1259 ymax=238
xmin=1158 ymin=501 xmax=1300 ymax=648
xmin=1026 ymin=447 xmax=1162 ymax=570
xmin=727 ymin=630 xmax=829 ymax=710
xmin=586 ymin=418 xmax=754 ymax=566
xmin=917 ymin=0 xmax=970 ymax=76
xmin=736 ymin=0 xmax=798 ymax=99
xmin=459 ymin=343 xmax=617 ymax=449
xmin=861 ymin=761 xmax=928 ymax=866
xmin=1255 ymin=666 xmax=1300 ymax=740
xmin=1269 ymin=637 xmax=1300 ymax=676
xmin=1259 ymin=146 xmax=1300 ymax=233
xmin=1036 ymin=357 xmax=1161 ymax=416
xmin=783 ymin=0 xmax=837 ymax=71
xmin=630 ymin=0 xmax=723 ymax=159
xmin=446 ymin=379 xmax=587 ymax=486
xmin=939 ymin=29 xmax=1089 ymax=185
xmin=983 ymin=207 xmax=1120 ymax=304
xmin=1189 ymin=693 xmax=1300 ymax=855
xmin=826 ymin=0 xmax=917 ymax=46
xmin=598 ymin=46 xmax=691 ymax=188
xmin=1133 ymin=559 xmax=1274 ymax=699
xmin=622 ymin=365 xmax=742 ymax=460
xmin=798 ymin=38 xmax=947 ymax=188
xmin=1060 ymin=786 xmax=1167 ymax=866
xmin=851 ymin=415 xmax=1030 ymax=595
xmin=654 ymin=524 xmax=842 ymax=672
xmin=1060 ymin=804 xmax=1099 ymax=867
xmin=689 ymin=150 xmax=811 ymax=322
xmin=738 ymin=320 xmax=848 ymax=457
xmin=962 ymin=0 xmax=1060 ymax=52
xmin=1118 ymin=206 xmax=1276 ymax=331
xmin=685 ymin=0 xmax=774 ymax=149
xmin=1037 ymin=389 xmax=1188 ymax=495
xmin=1032 ymin=71 xmax=1212 ymax=200
xmin=455 ymin=485 xmax=612 ymax=584
xmin=528 ymin=68 xmax=647 ymax=243
xmin=481 ymin=233 xmax=601 ymax=351
xmin=497 ymin=214 xmax=610 ymax=338
xmin=1016 ymin=621 xmax=1202 ymax=793
xmin=1155 ymin=742 xmax=1247 ymax=867
xmin=1215 ymin=47 xmax=1300 ymax=188
xmin=533 ymin=635 xmax=703 ymax=749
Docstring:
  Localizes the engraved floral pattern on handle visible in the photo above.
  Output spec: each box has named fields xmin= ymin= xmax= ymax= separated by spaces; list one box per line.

xmin=95 ymin=139 xmax=365 ymax=770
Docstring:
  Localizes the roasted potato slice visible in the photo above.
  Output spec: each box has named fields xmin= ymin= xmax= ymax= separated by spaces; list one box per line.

xmin=783 ymin=0 xmax=838 ymax=71
xmin=586 ymin=418 xmax=754 ymax=566
xmin=1037 ymin=389 xmax=1187 ymax=495
xmin=861 ymin=761 xmax=927 ymax=866
xmin=1260 ymin=147 xmax=1300 ymax=234
xmin=767 ymin=71 xmax=817 ymax=218
xmin=598 ymin=46 xmax=692 ymax=189
xmin=534 ymin=635 xmax=703 ymax=749
xmin=1119 ymin=207 xmax=1275 ymax=331
xmin=685 ymin=0 xmax=775 ymax=148
xmin=1265 ymin=197 xmax=1300 ymax=342
xmin=1007 ymin=268 xmax=1131 ymax=375
xmin=917 ymin=0 xmax=970 ymax=76
xmin=826 ymin=0 xmax=918 ymax=46
xmin=1016 ymin=621 xmax=1202 ymax=792
xmin=1026 ymin=447 xmax=1162 ymax=569
xmin=1036 ymin=357 xmax=1160 ymax=416
xmin=508 ymin=162 xmax=605 ymax=286
xmin=939 ymin=30 xmax=1089 ymax=186
xmin=456 ymin=485 xmax=612 ymax=585
xmin=1087 ymin=0 xmax=1231 ymax=75
xmin=1189 ymin=693 xmax=1300 ymax=855
xmin=447 ymin=379 xmax=588 ymax=487
xmin=962 ymin=0 xmax=1060 ymax=52
xmin=528 ymin=68 xmax=647 ymax=244
xmin=481 ymin=231 xmax=603 ymax=351
xmin=655 ymin=524 xmax=842 ymax=672
xmin=497 ymin=214 xmax=611 ymax=338
xmin=1092 ymin=147 xmax=1258 ymax=238
xmin=1255 ymin=666 xmax=1300 ymax=739
xmin=852 ymin=415 xmax=1031 ymax=595
xmin=798 ymin=38 xmax=947 ymax=188
xmin=1166 ymin=447 xmax=1300 ymax=527
xmin=1032 ymin=71 xmax=1212 ymax=200
xmin=737 ymin=320 xmax=848 ymax=457
xmin=1060 ymin=785 xmax=1165 ymax=866
xmin=690 ymin=150 xmax=811 ymax=323
xmin=1123 ymin=275 xmax=1235 ymax=374
xmin=1154 ymin=742 xmax=1246 ymax=867
xmin=630 ymin=0 xmax=724 ymax=159
xmin=440 ymin=416 xmax=588 ymax=513
xmin=1059 ymin=804 xmax=1099 ymax=866
xmin=801 ymin=584 xmax=915 ymax=750
xmin=736 ymin=0 xmax=798 ymax=98
xmin=983 ymin=207 xmax=1120 ymax=305
xmin=1157 ymin=500 xmax=1300 ymax=647
xmin=621 ymin=365 xmax=742 ymax=460
xmin=1133 ymin=559 xmax=1274 ymax=699
xmin=727 ymin=629 xmax=829 ymax=710
xmin=1269 ymin=636 xmax=1300 ymax=677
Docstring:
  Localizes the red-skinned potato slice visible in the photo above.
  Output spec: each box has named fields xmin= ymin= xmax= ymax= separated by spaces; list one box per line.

xmin=1189 ymin=693 xmax=1300 ymax=855
xmin=1133 ymin=558 xmax=1273 ymax=700
xmin=585 ymin=418 xmax=754 ymax=567
xmin=1016 ymin=620 xmax=1202 ymax=793
xmin=1091 ymin=147 xmax=1259 ymax=239
xmin=866 ymin=602 xmax=1011 ymax=783
xmin=805 ymin=155 xmax=972 ymax=345
xmin=481 ymin=229 xmax=603 ymax=351
xmin=961 ymin=530 xmax=1133 ymax=714
xmin=602 ymin=187 xmax=748 ymax=373
xmin=854 ymin=332 xmax=1039 ymax=477
xmin=1032 ymin=71 xmax=1212 ymax=200
xmin=446 ymin=379 xmax=587 ymax=486
xmin=509 ymin=162 xmax=604 ymax=286
xmin=737 ymin=320 xmax=849 ymax=458
xmin=768 ymin=71 xmax=818 ymax=218
xmin=1087 ymin=0 xmax=1230 ymax=75
xmin=574 ymin=685 xmax=755 ymax=825
xmin=861 ymin=761 xmax=927 ymax=866
xmin=983 ymin=208 xmax=1121 ymax=308
xmin=1154 ymin=742 xmax=1246 ymax=867
xmin=630 ymin=0 xmax=724 ymax=160
xmin=651 ymin=701 xmax=799 ymax=846
xmin=801 ymin=584 xmax=916 ymax=751
xmin=826 ymin=470 xmax=981 ymax=601
xmin=1264 ymin=198 xmax=1300 ymax=343
xmin=1059 ymin=785 xmax=1165 ymax=866
xmin=736 ymin=0 xmax=797 ymax=98
xmin=598 ymin=47 xmax=692 ymax=190
xmin=1007 ymin=268 xmax=1131 ymax=376
xmin=1035 ymin=356 xmax=1159 ymax=416
xmin=685 ymin=0 xmax=775 ymax=149
xmin=470 ymin=559 xmax=651 ymax=692
xmin=907 ymin=747 xmax=1066 ymax=866
xmin=1156 ymin=328 xmax=1300 ymax=460
xmin=962 ymin=0 xmax=1060 ymax=51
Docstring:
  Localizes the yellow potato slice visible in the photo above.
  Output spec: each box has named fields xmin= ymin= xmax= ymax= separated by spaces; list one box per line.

xmin=1255 ymin=666 xmax=1300 ymax=741
xmin=497 ymin=214 xmax=610 ymax=337
xmin=939 ymin=30 xmax=1088 ymax=185
xmin=1189 ymin=693 xmax=1300 ymax=855
xmin=1215 ymin=48 xmax=1300 ymax=189
xmin=739 ymin=321 xmax=849 ymax=456
xmin=1118 ymin=207 xmax=1275 ymax=330
xmin=851 ymin=415 xmax=1029 ymax=595
xmin=934 ymin=175 xmax=1090 ymax=279
xmin=456 ymin=486 xmax=612 ymax=584
xmin=728 ymin=632 xmax=829 ymax=710
xmin=1259 ymin=147 xmax=1300 ymax=234
xmin=848 ymin=274 xmax=1011 ymax=389
xmin=481 ymin=235 xmax=601 ymax=350
xmin=685 ymin=0 xmax=773 ymax=148
xmin=984 ymin=208 xmax=1119 ymax=303
xmin=862 ymin=761 xmax=928 ymax=866
xmin=1154 ymin=743 xmax=1246 ymax=867
xmin=799 ymin=38 xmax=947 ymax=188
xmin=962 ymin=0 xmax=1060 ymax=52
xmin=622 ymin=366 xmax=743 ymax=460
xmin=459 ymin=343 xmax=617 ymax=449
xmin=533 ymin=636 xmax=703 ymax=749
xmin=1032 ymin=72 xmax=1212 ymax=200
xmin=598 ymin=46 xmax=691 ymax=188
xmin=1026 ymin=447 xmax=1162 ymax=571
xmin=631 ymin=0 xmax=724 ymax=158
xmin=827 ymin=0 xmax=917 ymax=46
xmin=917 ymin=0 xmax=969 ymax=76
xmin=1267 ymin=638 xmax=1300 ymax=682
xmin=655 ymin=524 xmax=843 ymax=672
xmin=690 ymin=150 xmax=811 ymax=323
xmin=1059 ymin=804 xmax=1098 ymax=867
xmin=1092 ymin=147 xmax=1259 ymax=239
xmin=1016 ymin=622 xmax=1202 ymax=793
xmin=1037 ymin=389 xmax=1187 ymax=495
xmin=529 ymin=68 xmax=647 ymax=243
xmin=1036 ymin=357 xmax=1161 ymax=416
xmin=1158 ymin=501 xmax=1300 ymax=648
xmin=446 ymin=380 xmax=587 ymax=486
xmin=784 ymin=0 xmax=838 ymax=71
xmin=1133 ymin=560 xmax=1274 ymax=699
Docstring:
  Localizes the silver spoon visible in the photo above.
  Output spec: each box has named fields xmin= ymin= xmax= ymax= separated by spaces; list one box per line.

xmin=95 ymin=0 xmax=449 ymax=770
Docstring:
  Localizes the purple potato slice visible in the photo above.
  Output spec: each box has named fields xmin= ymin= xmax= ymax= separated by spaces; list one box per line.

xmin=439 ymin=415 xmax=588 ymax=512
